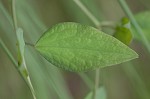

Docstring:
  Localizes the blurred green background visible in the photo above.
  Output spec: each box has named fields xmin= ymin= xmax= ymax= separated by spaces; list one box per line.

xmin=0 ymin=0 xmax=150 ymax=99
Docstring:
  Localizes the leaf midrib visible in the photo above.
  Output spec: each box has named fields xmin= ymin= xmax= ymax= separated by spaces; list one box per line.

xmin=36 ymin=45 xmax=132 ymax=55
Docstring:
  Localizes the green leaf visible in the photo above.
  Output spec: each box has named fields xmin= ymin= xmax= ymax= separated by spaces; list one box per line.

xmin=85 ymin=86 xmax=107 ymax=99
xmin=132 ymin=11 xmax=150 ymax=41
xmin=35 ymin=22 xmax=138 ymax=72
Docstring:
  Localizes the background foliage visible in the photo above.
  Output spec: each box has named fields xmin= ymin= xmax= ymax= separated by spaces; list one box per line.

xmin=0 ymin=0 xmax=150 ymax=99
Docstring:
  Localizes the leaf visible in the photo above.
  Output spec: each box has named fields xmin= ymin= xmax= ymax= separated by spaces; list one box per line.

xmin=113 ymin=17 xmax=132 ymax=45
xmin=35 ymin=22 xmax=138 ymax=72
xmin=85 ymin=86 xmax=107 ymax=99
xmin=132 ymin=11 xmax=150 ymax=41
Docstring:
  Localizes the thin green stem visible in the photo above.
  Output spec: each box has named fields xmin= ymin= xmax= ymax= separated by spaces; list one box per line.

xmin=11 ymin=0 xmax=36 ymax=99
xmin=25 ymin=42 xmax=35 ymax=47
xmin=100 ymin=21 xmax=116 ymax=29
xmin=92 ymin=69 xmax=100 ymax=99
xmin=0 ymin=38 xmax=30 ymax=90
xmin=72 ymin=0 xmax=101 ymax=29
xmin=12 ymin=0 xmax=18 ymax=30
xmin=0 ymin=39 xmax=17 ymax=67
xmin=118 ymin=0 xmax=150 ymax=53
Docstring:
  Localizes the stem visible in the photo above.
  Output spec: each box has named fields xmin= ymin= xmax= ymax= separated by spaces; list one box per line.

xmin=11 ymin=0 xmax=36 ymax=99
xmin=0 ymin=39 xmax=36 ymax=99
xmin=118 ymin=0 xmax=150 ymax=53
xmin=92 ymin=69 xmax=100 ymax=99
xmin=25 ymin=42 xmax=35 ymax=47
xmin=72 ymin=0 xmax=101 ymax=29
xmin=27 ymin=76 xmax=36 ymax=99
xmin=0 ymin=39 xmax=17 ymax=67
xmin=12 ymin=0 xmax=17 ymax=30
xmin=0 ymin=38 xmax=30 ymax=91
xmin=100 ymin=21 xmax=116 ymax=29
